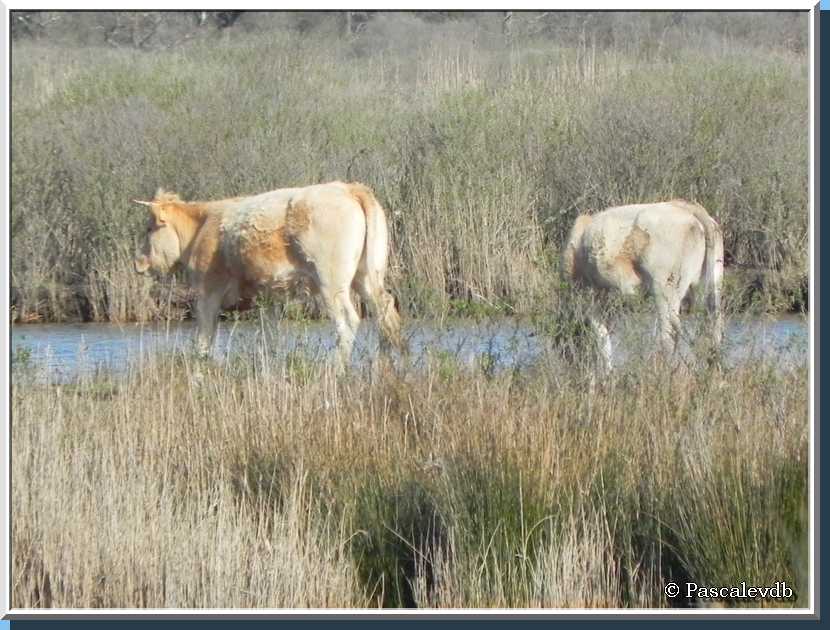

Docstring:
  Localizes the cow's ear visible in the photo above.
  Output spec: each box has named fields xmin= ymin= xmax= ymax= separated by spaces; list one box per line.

xmin=154 ymin=209 xmax=167 ymax=227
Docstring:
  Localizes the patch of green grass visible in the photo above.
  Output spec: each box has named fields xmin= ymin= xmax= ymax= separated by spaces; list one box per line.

xmin=437 ymin=457 xmax=555 ymax=605
xmin=447 ymin=298 xmax=512 ymax=320
xmin=430 ymin=349 xmax=463 ymax=382
xmin=665 ymin=446 xmax=808 ymax=606
xmin=347 ymin=474 xmax=444 ymax=608
xmin=283 ymin=350 xmax=319 ymax=385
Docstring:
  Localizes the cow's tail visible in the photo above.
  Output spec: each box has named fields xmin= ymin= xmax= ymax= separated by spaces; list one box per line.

xmin=686 ymin=202 xmax=724 ymax=346
xmin=348 ymin=183 xmax=405 ymax=352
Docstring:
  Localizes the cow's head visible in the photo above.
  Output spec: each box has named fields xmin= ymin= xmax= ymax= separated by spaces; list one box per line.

xmin=133 ymin=189 xmax=183 ymax=276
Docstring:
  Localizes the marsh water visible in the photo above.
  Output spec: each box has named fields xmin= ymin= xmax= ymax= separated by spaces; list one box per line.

xmin=11 ymin=314 xmax=808 ymax=382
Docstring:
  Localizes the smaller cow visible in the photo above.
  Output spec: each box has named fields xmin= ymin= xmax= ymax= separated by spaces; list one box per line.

xmin=134 ymin=181 xmax=404 ymax=369
xmin=562 ymin=199 xmax=724 ymax=370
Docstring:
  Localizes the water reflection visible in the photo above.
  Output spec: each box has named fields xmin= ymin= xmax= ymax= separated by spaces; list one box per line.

xmin=10 ymin=314 xmax=808 ymax=382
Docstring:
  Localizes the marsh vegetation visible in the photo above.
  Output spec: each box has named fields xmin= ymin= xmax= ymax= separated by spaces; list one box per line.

xmin=10 ymin=11 xmax=809 ymax=323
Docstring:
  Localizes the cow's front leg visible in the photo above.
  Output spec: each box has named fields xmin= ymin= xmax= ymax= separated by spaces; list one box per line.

xmin=194 ymin=288 xmax=224 ymax=358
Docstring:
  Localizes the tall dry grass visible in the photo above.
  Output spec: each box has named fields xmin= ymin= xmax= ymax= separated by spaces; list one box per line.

xmin=10 ymin=12 xmax=809 ymax=323
xmin=11 ymin=341 xmax=808 ymax=608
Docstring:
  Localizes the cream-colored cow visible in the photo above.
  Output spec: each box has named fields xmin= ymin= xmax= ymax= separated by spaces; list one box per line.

xmin=134 ymin=181 xmax=403 ymax=369
xmin=562 ymin=199 xmax=724 ymax=369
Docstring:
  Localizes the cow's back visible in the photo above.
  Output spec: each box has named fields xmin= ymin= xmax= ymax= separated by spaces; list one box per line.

xmin=215 ymin=188 xmax=301 ymax=287
xmin=626 ymin=202 xmax=707 ymax=283
xmin=574 ymin=206 xmax=644 ymax=293
xmin=214 ymin=182 xmax=365 ymax=288
xmin=575 ymin=201 xmax=705 ymax=294
xmin=276 ymin=182 xmax=368 ymax=266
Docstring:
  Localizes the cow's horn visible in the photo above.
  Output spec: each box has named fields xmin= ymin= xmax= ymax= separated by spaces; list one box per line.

xmin=132 ymin=199 xmax=154 ymax=207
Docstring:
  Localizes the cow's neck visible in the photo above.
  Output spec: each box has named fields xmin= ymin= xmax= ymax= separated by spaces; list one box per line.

xmin=167 ymin=202 xmax=208 ymax=264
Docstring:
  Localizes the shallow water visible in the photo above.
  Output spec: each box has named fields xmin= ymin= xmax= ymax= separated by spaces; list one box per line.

xmin=11 ymin=313 xmax=808 ymax=382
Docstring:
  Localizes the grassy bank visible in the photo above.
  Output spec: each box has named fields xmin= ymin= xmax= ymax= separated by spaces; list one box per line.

xmin=11 ymin=344 xmax=808 ymax=608
xmin=10 ymin=12 xmax=809 ymax=323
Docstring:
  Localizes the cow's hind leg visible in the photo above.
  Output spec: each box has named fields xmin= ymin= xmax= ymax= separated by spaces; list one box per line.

xmin=353 ymin=273 xmax=404 ymax=353
xmin=654 ymin=289 xmax=683 ymax=356
xmin=319 ymin=285 xmax=361 ymax=371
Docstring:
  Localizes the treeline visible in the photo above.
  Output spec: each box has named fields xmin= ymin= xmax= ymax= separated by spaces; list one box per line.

xmin=11 ymin=10 xmax=806 ymax=52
